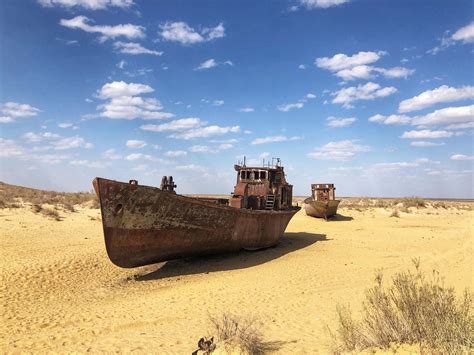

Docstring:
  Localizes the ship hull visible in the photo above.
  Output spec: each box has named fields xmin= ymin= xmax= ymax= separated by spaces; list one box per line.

xmin=303 ymin=198 xmax=340 ymax=219
xmin=93 ymin=178 xmax=300 ymax=268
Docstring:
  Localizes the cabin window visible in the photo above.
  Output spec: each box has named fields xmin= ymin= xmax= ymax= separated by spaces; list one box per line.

xmin=240 ymin=171 xmax=245 ymax=179
xmin=246 ymin=171 xmax=251 ymax=179
xmin=260 ymin=171 xmax=266 ymax=180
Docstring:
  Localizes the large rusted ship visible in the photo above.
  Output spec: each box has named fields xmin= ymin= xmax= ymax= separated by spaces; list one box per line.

xmin=93 ymin=158 xmax=300 ymax=268
xmin=304 ymin=183 xmax=340 ymax=219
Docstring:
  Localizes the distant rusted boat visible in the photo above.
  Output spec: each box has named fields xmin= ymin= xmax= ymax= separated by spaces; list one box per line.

xmin=304 ymin=183 xmax=340 ymax=220
xmin=93 ymin=158 xmax=300 ymax=268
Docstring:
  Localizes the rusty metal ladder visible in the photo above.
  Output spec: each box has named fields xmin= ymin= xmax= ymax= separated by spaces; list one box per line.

xmin=265 ymin=194 xmax=275 ymax=210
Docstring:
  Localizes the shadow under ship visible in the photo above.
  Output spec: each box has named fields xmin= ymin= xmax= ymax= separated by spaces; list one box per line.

xmin=304 ymin=183 xmax=341 ymax=219
xmin=93 ymin=158 xmax=300 ymax=268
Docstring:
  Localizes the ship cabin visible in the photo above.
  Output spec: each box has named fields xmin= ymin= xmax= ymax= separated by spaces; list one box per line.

xmin=230 ymin=159 xmax=293 ymax=211
xmin=311 ymin=183 xmax=336 ymax=202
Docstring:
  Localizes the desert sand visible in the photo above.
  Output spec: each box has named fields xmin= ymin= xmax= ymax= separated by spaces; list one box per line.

xmin=1 ymin=199 xmax=473 ymax=353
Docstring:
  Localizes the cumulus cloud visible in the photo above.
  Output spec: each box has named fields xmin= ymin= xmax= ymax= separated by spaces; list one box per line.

xmin=169 ymin=125 xmax=240 ymax=140
xmin=277 ymin=102 xmax=304 ymax=112
xmin=102 ymin=148 xmax=121 ymax=159
xmin=368 ymin=114 xmax=412 ymax=125
xmin=159 ymin=21 xmax=225 ymax=45
xmin=175 ymin=164 xmax=208 ymax=173
xmin=113 ymin=42 xmax=163 ymax=56
xmin=189 ymin=145 xmax=217 ymax=153
xmin=239 ymin=107 xmax=255 ymax=112
xmin=308 ymin=140 xmax=371 ymax=161
xmin=39 ymin=0 xmax=133 ymax=10
xmin=297 ymin=0 xmax=350 ymax=9
xmin=213 ymin=100 xmax=224 ymax=106
xmin=164 ymin=150 xmax=187 ymax=157
xmin=23 ymin=132 xmax=93 ymax=150
xmin=326 ymin=116 xmax=357 ymax=127
xmin=251 ymin=135 xmax=302 ymax=145
xmin=95 ymin=81 xmax=173 ymax=120
xmin=140 ymin=118 xmax=205 ymax=132
xmin=195 ymin=59 xmax=233 ymax=70
xmin=332 ymin=82 xmax=397 ymax=108
xmin=126 ymin=139 xmax=146 ymax=148
xmin=398 ymin=85 xmax=474 ymax=113
xmin=400 ymin=130 xmax=454 ymax=139
xmin=315 ymin=51 xmax=413 ymax=81
xmin=60 ymin=16 xmax=145 ymax=41
xmin=1 ymin=102 xmax=40 ymax=123
xmin=451 ymin=154 xmax=474 ymax=161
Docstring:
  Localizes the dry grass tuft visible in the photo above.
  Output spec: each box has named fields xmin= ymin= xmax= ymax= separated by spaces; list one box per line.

xmin=330 ymin=259 xmax=474 ymax=354
xmin=41 ymin=207 xmax=61 ymax=221
xmin=390 ymin=209 xmax=400 ymax=218
xmin=395 ymin=197 xmax=426 ymax=208
xmin=209 ymin=313 xmax=283 ymax=354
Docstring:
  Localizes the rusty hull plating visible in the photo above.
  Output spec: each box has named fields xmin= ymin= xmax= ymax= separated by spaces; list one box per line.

xmin=93 ymin=175 xmax=299 ymax=268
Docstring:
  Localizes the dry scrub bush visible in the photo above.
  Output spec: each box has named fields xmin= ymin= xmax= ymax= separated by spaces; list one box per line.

xmin=330 ymin=259 xmax=473 ymax=354
xmin=396 ymin=197 xmax=426 ymax=208
xmin=41 ymin=207 xmax=61 ymax=221
xmin=209 ymin=313 xmax=282 ymax=354
xmin=390 ymin=209 xmax=400 ymax=218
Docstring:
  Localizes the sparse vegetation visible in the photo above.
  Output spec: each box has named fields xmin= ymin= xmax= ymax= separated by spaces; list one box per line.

xmin=395 ymin=197 xmax=426 ymax=208
xmin=390 ymin=209 xmax=400 ymax=218
xmin=330 ymin=259 xmax=474 ymax=354
xmin=0 ymin=182 xmax=98 ymax=216
xmin=209 ymin=313 xmax=283 ymax=354
xmin=41 ymin=207 xmax=61 ymax=221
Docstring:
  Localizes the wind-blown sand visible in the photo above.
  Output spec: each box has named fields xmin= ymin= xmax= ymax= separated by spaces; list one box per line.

xmin=1 ymin=202 xmax=473 ymax=353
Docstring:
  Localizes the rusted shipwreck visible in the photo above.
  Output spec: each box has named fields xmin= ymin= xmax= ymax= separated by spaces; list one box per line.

xmin=304 ymin=183 xmax=340 ymax=219
xmin=93 ymin=159 xmax=300 ymax=268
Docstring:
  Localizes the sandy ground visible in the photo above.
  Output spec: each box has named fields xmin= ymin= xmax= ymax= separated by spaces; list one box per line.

xmin=1 ymin=204 xmax=473 ymax=353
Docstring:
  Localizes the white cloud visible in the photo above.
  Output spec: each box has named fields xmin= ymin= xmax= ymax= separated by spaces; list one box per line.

xmin=451 ymin=154 xmax=474 ymax=161
xmin=23 ymin=132 xmax=61 ymax=142
xmin=332 ymin=82 xmax=397 ymax=108
xmin=60 ymin=16 xmax=144 ymax=41
xmin=326 ymin=116 xmax=357 ymax=127
xmin=213 ymin=100 xmax=224 ymax=106
xmin=239 ymin=107 xmax=254 ymax=112
xmin=102 ymin=148 xmax=121 ymax=160
xmin=428 ymin=22 xmax=474 ymax=54
xmin=140 ymin=118 xmax=205 ymax=132
xmin=315 ymin=51 xmax=385 ymax=71
xmin=69 ymin=160 xmax=104 ymax=168
xmin=218 ymin=143 xmax=233 ymax=150
xmin=277 ymin=102 xmax=304 ymax=112
xmin=164 ymin=150 xmax=187 ymax=157
xmin=58 ymin=122 xmax=73 ymax=128
xmin=196 ymin=59 xmax=217 ymax=70
xmin=452 ymin=22 xmax=474 ymax=44
xmin=38 ymin=0 xmax=133 ymax=10
xmin=298 ymin=64 xmax=306 ymax=70
xmin=189 ymin=145 xmax=217 ymax=153
xmin=126 ymin=139 xmax=146 ymax=148
xmin=223 ymin=60 xmax=234 ymax=66
xmin=372 ymin=161 xmax=419 ymax=170
xmin=410 ymin=141 xmax=445 ymax=147
xmin=1 ymin=102 xmax=40 ymax=123
xmin=368 ymin=114 xmax=412 ymax=125
xmin=298 ymin=0 xmax=350 ymax=9
xmin=308 ymin=140 xmax=371 ymax=161
xmin=398 ymin=85 xmax=474 ymax=113
xmin=306 ymin=93 xmax=316 ymax=99
xmin=96 ymin=81 xmax=173 ymax=120
xmin=175 ymin=164 xmax=208 ymax=173
xmin=400 ymin=130 xmax=454 ymax=139
xmin=113 ymin=42 xmax=163 ymax=56
xmin=52 ymin=136 xmax=93 ymax=150
xmin=169 ymin=125 xmax=240 ymax=140
xmin=125 ymin=153 xmax=155 ymax=161
xmin=159 ymin=21 xmax=225 ymax=45
xmin=117 ymin=60 xmax=126 ymax=69
xmin=316 ymin=51 xmax=413 ymax=81
xmin=97 ymin=81 xmax=153 ymax=99
xmin=411 ymin=105 xmax=474 ymax=127
xmin=251 ymin=135 xmax=302 ymax=145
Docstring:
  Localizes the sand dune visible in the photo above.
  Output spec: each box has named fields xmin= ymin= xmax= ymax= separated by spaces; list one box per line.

xmin=1 ymin=201 xmax=473 ymax=353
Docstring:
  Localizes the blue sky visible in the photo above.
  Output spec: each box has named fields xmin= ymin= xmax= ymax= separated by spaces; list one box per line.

xmin=0 ymin=0 xmax=473 ymax=198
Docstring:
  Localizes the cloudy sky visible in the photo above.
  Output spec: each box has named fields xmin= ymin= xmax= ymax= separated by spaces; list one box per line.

xmin=1 ymin=0 xmax=473 ymax=198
